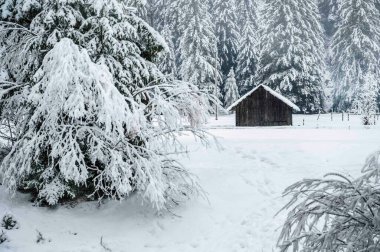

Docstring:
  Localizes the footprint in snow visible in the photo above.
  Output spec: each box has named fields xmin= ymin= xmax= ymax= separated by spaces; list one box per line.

xmin=241 ymin=176 xmax=256 ymax=187
xmin=241 ymin=153 xmax=256 ymax=160
xmin=190 ymin=242 xmax=199 ymax=248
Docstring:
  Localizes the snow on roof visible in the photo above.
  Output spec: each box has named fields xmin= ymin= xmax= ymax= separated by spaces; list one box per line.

xmin=227 ymin=84 xmax=301 ymax=112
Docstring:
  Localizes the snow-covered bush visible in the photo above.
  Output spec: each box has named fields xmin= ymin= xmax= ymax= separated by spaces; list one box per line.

xmin=0 ymin=0 xmax=213 ymax=210
xmin=1 ymin=214 xmax=18 ymax=230
xmin=278 ymin=152 xmax=380 ymax=251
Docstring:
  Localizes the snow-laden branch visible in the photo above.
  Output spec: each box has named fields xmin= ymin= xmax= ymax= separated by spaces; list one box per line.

xmin=0 ymin=81 xmax=29 ymax=99
xmin=0 ymin=21 xmax=37 ymax=36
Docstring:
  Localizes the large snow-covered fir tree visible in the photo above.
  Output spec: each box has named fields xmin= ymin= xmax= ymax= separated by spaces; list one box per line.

xmin=212 ymin=0 xmax=240 ymax=79
xmin=224 ymin=69 xmax=240 ymax=109
xmin=2 ymin=38 xmax=152 ymax=205
xmin=257 ymin=0 xmax=326 ymax=113
xmin=176 ymin=0 xmax=221 ymax=92
xmin=0 ymin=0 xmax=212 ymax=209
xmin=235 ymin=0 xmax=259 ymax=95
xmin=331 ymin=0 xmax=380 ymax=111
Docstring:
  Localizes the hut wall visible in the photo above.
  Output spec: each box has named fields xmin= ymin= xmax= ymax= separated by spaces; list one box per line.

xmin=236 ymin=87 xmax=293 ymax=127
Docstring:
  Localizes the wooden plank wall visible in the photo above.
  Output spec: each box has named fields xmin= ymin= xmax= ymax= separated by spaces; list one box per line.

xmin=236 ymin=87 xmax=293 ymax=127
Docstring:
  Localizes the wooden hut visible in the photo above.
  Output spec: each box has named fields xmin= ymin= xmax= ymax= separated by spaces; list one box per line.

xmin=227 ymin=85 xmax=300 ymax=127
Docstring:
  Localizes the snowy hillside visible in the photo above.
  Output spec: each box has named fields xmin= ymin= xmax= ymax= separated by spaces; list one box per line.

xmin=1 ymin=114 xmax=379 ymax=252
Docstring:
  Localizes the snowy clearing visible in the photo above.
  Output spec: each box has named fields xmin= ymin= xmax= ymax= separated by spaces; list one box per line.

xmin=1 ymin=114 xmax=380 ymax=252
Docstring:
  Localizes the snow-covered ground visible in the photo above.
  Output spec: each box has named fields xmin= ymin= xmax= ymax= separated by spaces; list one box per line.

xmin=1 ymin=113 xmax=380 ymax=252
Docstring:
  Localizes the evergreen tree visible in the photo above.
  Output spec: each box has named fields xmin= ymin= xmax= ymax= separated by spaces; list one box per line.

xmin=156 ymin=25 xmax=177 ymax=76
xmin=0 ymin=0 xmax=212 ymax=209
xmin=176 ymin=0 xmax=221 ymax=92
xmin=127 ymin=0 xmax=148 ymax=20
xmin=149 ymin=0 xmax=179 ymax=32
xmin=352 ymin=73 xmax=378 ymax=125
xmin=2 ymin=38 xmax=150 ymax=204
xmin=235 ymin=0 xmax=259 ymax=95
xmin=224 ymin=69 xmax=240 ymax=109
xmin=147 ymin=0 xmax=180 ymax=77
xmin=332 ymin=0 xmax=380 ymax=111
xmin=257 ymin=0 xmax=326 ymax=113
xmin=236 ymin=0 xmax=258 ymax=27
xmin=213 ymin=0 xmax=240 ymax=78
xmin=236 ymin=20 xmax=258 ymax=95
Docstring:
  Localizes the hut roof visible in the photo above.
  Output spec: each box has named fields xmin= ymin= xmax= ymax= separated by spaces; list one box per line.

xmin=227 ymin=84 xmax=301 ymax=112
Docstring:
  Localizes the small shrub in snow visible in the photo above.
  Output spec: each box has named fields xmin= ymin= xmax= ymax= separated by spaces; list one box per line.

xmin=1 ymin=214 xmax=18 ymax=230
xmin=278 ymin=152 xmax=380 ymax=251
xmin=36 ymin=230 xmax=50 ymax=244
xmin=0 ymin=230 xmax=8 ymax=244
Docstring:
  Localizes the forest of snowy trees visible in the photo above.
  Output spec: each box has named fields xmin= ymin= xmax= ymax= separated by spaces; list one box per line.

xmin=0 ymin=0 xmax=380 ymax=251
xmin=0 ymin=0 xmax=380 ymax=208
xmin=0 ymin=0 xmax=379 ymax=208
xmin=0 ymin=0 xmax=379 ymax=207
xmin=129 ymin=0 xmax=380 ymax=115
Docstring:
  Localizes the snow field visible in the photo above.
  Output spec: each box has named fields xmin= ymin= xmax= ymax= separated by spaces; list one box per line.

xmin=1 ymin=113 xmax=380 ymax=252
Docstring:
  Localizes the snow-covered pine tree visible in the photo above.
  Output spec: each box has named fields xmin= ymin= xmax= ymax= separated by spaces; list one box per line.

xmin=236 ymin=0 xmax=258 ymax=27
xmin=235 ymin=21 xmax=258 ymax=95
xmin=126 ymin=0 xmax=148 ymax=20
xmin=176 ymin=0 xmax=221 ymax=92
xmin=212 ymin=0 xmax=240 ymax=79
xmin=224 ymin=69 xmax=240 ymax=109
xmin=235 ymin=0 xmax=259 ymax=95
xmin=332 ymin=0 xmax=380 ymax=111
xmin=352 ymin=73 xmax=378 ymax=125
xmin=146 ymin=0 xmax=179 ymax=76
xmin=0 ymin=0 xmax=212 ymax=209
xmin=257 ymin=0 xmax=326 ymax=113
xmin=155 ymin=25 xmax=177 ymax=76
xmin=149 ymin=0 xmax=179 ymax=32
